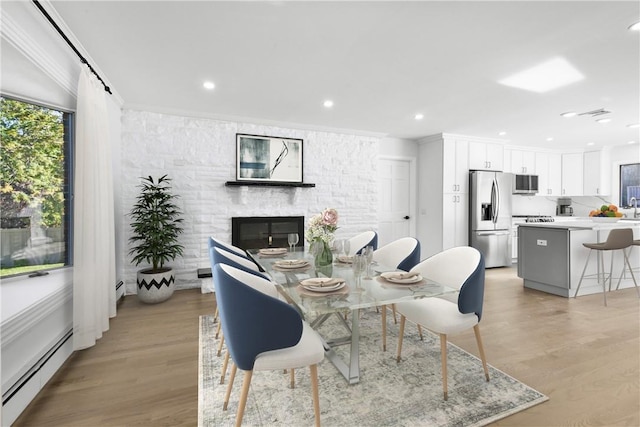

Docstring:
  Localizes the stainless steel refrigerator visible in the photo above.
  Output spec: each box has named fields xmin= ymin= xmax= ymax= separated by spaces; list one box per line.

xmin=469 ymin=170 xmax=512 ymax=268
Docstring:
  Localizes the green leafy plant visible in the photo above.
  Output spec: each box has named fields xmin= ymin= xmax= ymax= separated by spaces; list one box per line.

xmin=129 ymin=175 xmax=184 ymax=272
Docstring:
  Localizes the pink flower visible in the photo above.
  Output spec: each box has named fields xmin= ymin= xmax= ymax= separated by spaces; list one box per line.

xmin=321 ymin=208 xmax=338 ymax=226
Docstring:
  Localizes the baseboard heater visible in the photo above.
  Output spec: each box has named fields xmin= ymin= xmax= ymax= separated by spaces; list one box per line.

xmin=2 ymin=328 xmax=73 ymax=405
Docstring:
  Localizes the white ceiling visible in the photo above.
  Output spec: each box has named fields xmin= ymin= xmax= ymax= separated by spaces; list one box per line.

xmin=49 ymin=1 xmax=640 ymax=149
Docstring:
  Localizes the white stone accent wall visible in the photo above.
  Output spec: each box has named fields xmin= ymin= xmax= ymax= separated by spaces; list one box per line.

xmin=120 ymin=110 xmax=380 ymax=294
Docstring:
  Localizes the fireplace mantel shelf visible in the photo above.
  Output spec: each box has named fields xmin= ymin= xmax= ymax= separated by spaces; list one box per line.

xmin=225 ymin=181 xmax=315 ymax=188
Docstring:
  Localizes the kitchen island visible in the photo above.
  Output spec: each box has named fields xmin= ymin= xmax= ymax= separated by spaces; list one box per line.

xmin=517 ymin=219 xmax=640 ymax=297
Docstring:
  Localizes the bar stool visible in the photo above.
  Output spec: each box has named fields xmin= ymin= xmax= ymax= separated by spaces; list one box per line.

xmin=573 ymin=228 xmax=639 ymax=306
xmin=615 ymin=238 xmax=640 ymax=288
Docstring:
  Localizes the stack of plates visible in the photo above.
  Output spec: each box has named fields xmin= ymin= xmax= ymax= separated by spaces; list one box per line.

xmin=274 ymin=259 xmax=310 ymax=269
xmin=336 ymin=255 xmax=354 ymax=264
xmin=258 ymin=247 xmax=288 ymax=256
xmin=300 ymin=277 xmax=346 ymax=292
xmin=380 ymin=271 xmax=423 ymax=284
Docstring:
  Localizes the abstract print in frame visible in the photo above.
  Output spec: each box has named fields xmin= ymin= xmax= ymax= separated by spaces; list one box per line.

xmin=236 ymin=134 xmax=303 ymax=183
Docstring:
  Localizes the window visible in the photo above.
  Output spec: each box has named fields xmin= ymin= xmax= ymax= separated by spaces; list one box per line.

xmin=620 ymin=163 xmax=640 ymax=208
xmin=0 ymin=96 xmax=73 ymax=277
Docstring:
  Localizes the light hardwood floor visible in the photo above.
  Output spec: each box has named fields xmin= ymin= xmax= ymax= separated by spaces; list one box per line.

xmin=13 ymin=267 xmax=640 ymax=426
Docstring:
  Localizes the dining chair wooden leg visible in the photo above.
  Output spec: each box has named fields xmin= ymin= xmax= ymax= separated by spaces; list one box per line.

xmin=417 ymin=324 xmax=423 ymax=340
xmin=217 ymin=333 xmax=225 ymax=357
xmin=440 ymin=334 xmax=448 ymax=401
xmin=473 ymin=325 xmax=490 ymax=382
xmin=213 ymin=306 xmax=219 ymax=323
xmin=396 ymin=315 xmax=406 ymax=362
xmin=215 ymin=320 xmax=222 ymax=339
xmin=235 ymin=370 xmax=253 ymax=427
xmin=290 ymin=368 xmax=295 ymax=388
xmin=309 ymin=364 xmax=321 ymax=427
xmin=220 ymin=351 xmax=230 ymax=384
xmin=223 ymin=362 xmax=237 ymax=411
xmin=381 ymin=304 xmax=387 ymax=351
xmin=392 ymin=303 xmax=398 ymax=324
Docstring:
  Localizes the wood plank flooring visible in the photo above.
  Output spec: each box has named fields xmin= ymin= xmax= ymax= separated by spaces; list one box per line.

xmin=13 ymin=267 xmax=640 ymax=426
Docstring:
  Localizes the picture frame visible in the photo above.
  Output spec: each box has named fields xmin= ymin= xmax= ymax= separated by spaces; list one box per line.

xmin=236 ymin=134 xmax=304 ymax=183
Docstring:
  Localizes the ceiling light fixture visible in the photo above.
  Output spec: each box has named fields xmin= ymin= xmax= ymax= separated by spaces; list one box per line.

xmin=628 ymin=140 xmax=638 ymax=144
xmin=414 ymin=113 xmax=424 ymax=120
xmin=498 ymin=131 xmax=507 ymax=136
xmin=546 ymin=137 xmax=554 ymax=141
xmin=498 ymin=57 xmax=584 ymax=93
xmin=587 ymin=142 xmax=595 ymax=146
xmin=596 ymin=118 xmax=611 ymax=123
xmin=627 ymin=123 xmax=640 ymax=128
xmin=323 ymin=100 xmax=334 ymax=108
xmin=203 ymin=81 xmax=215 ymax=90
xmin=629 ymin=21 xmax=640 ymax=31
xmin=561 ymin=111 xmax=577 ymax=118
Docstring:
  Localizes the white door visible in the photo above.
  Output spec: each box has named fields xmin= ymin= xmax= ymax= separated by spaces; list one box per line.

xmin=378 ymin=157 xmax=415 ymax=247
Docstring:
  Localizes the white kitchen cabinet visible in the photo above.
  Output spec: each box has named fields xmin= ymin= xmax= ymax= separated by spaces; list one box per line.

xmin=583 ymin=148 xmax=611 ymax=196
xmin=417 ymin=134 xmax=471 ymax=258
xmin=468 ymin=141 xmax=504 ymax=171
xmin=509 ymin=149 xmax=536 ymax=174
xmin=511 ymin=218 xmax=520 ymax=260
xmin=535 ymin=152 xmax=562 ymax=196
xmin=561 ymin=153 xmax=584 ymax=196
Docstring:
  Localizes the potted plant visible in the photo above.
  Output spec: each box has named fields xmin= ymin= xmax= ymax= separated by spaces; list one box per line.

xmin=129 ymin=175 xmax=184 ymax=303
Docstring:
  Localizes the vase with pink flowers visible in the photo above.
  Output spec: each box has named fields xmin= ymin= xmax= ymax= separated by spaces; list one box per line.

xmin=305 ymin=208 xmax=339 ymax=268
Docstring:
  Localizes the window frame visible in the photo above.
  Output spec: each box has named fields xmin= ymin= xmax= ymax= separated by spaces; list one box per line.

xmin=0 ymin=95 xmax=74 ymax=279
xmin=619 ymin=162 xmax=640 ymax=208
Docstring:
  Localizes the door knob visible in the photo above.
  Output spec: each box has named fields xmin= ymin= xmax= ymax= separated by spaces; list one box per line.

xmin=403 ymin=215 xmax=410 ymax=220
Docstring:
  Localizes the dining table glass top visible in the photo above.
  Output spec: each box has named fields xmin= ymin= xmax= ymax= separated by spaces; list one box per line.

xmin=249 ymin=248 xmax=456 ymax=318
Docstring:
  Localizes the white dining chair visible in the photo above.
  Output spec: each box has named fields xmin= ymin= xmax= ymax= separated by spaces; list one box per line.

xmin=395 ymin=246 xmax=490 ymax=400
xmin=213 ymin=263 xmax=324 ymax=427
xmin=346 ymin=230 xmax=378 ymax=255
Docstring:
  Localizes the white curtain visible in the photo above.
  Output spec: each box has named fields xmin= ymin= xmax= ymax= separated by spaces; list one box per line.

xmin=73 ymin=66 xmax=116 ymax=350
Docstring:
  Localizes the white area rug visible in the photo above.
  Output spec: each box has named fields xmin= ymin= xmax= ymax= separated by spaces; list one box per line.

xmin=198 ymin=312 xmax=547 ymax=426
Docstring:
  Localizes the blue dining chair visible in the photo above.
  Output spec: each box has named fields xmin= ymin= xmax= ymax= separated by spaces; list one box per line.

xmin=208 ymin=236 xmax=247 ymax=258
xmin=395 ymin=246 xmax=489 ymax=400
xmin=372 ymin=237 xmax=421 ymax=350
xmin=213 ymin=263 xmax=324 ymax=427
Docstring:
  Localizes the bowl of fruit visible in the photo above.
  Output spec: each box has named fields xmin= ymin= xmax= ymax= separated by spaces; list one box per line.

xmin=589 ymin=204 xmax=623 ymax=222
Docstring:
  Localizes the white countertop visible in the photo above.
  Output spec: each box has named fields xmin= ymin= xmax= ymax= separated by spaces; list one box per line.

xmin=516 ymin=217 xmax=640 ymax=230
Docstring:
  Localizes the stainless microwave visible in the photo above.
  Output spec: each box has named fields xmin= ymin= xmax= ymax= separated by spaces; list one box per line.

xmin=512 ymin=174 xmax=539 ymax=194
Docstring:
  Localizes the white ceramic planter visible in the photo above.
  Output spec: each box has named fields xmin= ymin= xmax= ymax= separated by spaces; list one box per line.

xmin=136 ymin=268 xmax=175 ymax=303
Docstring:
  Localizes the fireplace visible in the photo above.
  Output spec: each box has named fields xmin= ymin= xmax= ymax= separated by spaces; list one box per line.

xmin=232 ymin=216 xmax=305 ymax=250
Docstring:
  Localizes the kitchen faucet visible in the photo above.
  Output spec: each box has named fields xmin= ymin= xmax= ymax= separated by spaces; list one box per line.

xmin=631 ymin=197 xmax=639 ymax=219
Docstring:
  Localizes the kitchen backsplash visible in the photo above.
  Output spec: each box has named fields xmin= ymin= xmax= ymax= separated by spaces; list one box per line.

xmin=511 ymin=194 xmax=619 ymax=217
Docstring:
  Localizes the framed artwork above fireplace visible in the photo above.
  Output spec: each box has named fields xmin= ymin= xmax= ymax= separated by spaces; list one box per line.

xmin=236 ymin=133 xmax=303 ymax=183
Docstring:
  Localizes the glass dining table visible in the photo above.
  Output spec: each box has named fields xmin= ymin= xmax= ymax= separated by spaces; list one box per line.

xmin=248 ymin=248 xmax=455 ymax=385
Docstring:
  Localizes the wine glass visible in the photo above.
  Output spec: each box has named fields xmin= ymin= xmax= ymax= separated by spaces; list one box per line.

xmin=352 ymin=254 xmax=366 ymax=285
xmin=363 ymin=246 xmax=374 ymax=279
xmin=343 ymin=240 xmax=351 ymax=257
xmin=287 ymin=233 xmax=299 ymax=252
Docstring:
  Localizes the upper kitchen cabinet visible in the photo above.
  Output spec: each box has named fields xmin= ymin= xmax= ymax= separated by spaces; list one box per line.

xmin=442 ymin=138 xmax=469 ymax=194
xmin=508 ymin=149 xmax=536 ymax=174
xmin=535 ymin=151 xmax=562 ymax=196
xmin=468 ymin=141 xmax=504 ymax=171
xmin=561 ymin=152 xmax=584 ymax=196
xmin=583 ymin=148 xmax=611 ymax=196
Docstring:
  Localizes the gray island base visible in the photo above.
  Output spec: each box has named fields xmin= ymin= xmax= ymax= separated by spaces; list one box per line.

xmin=517 ymin=220 xmax=640 ymax=297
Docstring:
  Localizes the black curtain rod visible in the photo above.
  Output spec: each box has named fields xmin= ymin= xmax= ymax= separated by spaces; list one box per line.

xmin=32 ymin=0 xmax=112 ymax=95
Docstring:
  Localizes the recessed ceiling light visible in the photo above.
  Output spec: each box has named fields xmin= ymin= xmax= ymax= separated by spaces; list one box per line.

xmin=498 ymin=57 xmax=584 ymax=93
xmin=561 ymin=111 xmax=577 ymax=118
xmin=587 ymin=142 xmax=595 ymax=146
xmin=546 ymin=137 xmax=554 ymax=141
xmin=203 ymin=81 xmax=215 ymax=90
xmin=414 ymin=113 xmax=424 ymax=120
xmin=627 ymin=123 xmax=640 ymax=128
xmin=498 ymin=131 xmax=507 ymax=136
xmin=628 ymin=140 xmax=638 ymax=144
xmin=629 ymin=21 xmax=640 ymax=31
xmin=323 ymin=100 xmax=334 ymax=108
xmin=596 ymin=118 xmax=611 ymax=123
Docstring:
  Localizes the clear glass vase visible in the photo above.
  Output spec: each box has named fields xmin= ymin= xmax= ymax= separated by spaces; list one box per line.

xmin=314 ymin=240 xmax=333 ymax=268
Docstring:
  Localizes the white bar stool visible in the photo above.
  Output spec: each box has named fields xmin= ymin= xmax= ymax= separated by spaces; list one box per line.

xmin=573 ymin=228 xmax=639 ymax=306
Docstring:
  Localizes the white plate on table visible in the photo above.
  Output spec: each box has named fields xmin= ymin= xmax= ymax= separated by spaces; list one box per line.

xmin=336 ymin=256 xmax=353 ymax=264
xmin=259 ymin=247 xmax=288 ymax=255
xmin=274 ymin=259 xmax=309 ymax=269
xmin=380 ymin=272 xmax=423 ymax=284
xmin=300 ymin=278 xmax=346 ymax=292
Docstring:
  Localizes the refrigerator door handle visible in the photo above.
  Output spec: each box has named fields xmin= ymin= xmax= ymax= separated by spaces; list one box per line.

xmin=493 ymin=178 xmax=500 ymax=223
